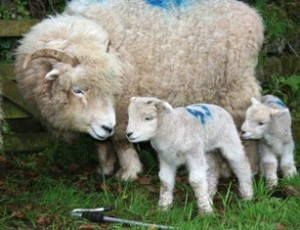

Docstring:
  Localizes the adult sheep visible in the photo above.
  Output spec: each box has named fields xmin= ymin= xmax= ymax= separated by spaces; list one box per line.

xmin=16 ymin=0 xmax=264 ymax=179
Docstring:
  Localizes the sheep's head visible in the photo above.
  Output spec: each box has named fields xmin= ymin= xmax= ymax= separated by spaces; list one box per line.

xmin=22 ymin=48 xmax=122 ymax=140
xmin=241 ymin=97 xmax=288 ymax=139
xmin=126 ymin=97 xmax=172 ymax=143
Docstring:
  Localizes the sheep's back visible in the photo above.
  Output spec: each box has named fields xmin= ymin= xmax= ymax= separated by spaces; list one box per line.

xmin=66 ymin=0 xmax=264 ymax=136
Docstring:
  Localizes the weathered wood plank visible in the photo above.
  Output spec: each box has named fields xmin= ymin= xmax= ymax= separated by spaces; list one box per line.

xmin=0 ymin=19 xmax=40 ymax=37
xmin=4 ymin=132 xmax=53 ymax=152
xmin=1 ymin=74 xmax=30 ymax=112
xmin=2 ymin=100 xmax=31 ymax=119
xmin=0 ymin=63 xmax=14 ymax=80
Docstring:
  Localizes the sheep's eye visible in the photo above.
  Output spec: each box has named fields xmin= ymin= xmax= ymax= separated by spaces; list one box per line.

xmin=72 ymin=87 xmax=85 ymax=96
xmin=258 ymin=121 xmax=265 ymax=126
xmin=145 ymin=117 xmax=153 ymax=121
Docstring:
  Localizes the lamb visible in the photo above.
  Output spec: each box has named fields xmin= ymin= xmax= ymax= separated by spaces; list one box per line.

xmin=126 ymin=97 xmax=253 ymax=213
xmin=15 ymin=0 xmax=264 ymax=180
xmin=241 ymin=95 xmax=297 ymax=189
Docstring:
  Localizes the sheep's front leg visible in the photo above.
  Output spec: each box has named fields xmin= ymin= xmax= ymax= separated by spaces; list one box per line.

xmin=96 ymin=141 xmax=116 ymax=176
xmin=243 ymin=140 xmax=260 ymax=175
xmin=260 ymin=144 xmax=278 ymax=189
xmin=280 ymin=141 xmax=297 ymax=178
xmin=187 ymin=155 xmax=213 ymax=213
xmin=114 ymin=140 xmax=143 ymax=180
xmin=158 ymin=159 xmax=176 ymax=210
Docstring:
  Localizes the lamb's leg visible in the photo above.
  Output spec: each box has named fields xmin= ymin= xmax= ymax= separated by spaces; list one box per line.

xmin=187 ymin=154 xmax=213 ymax=213
xmin=158 ymin=158 xmax=176 ymax=210
xmin=96 ymin=141 xmax=116 ymax=176
xmin=114 ymin=140 xmax=143 ymax=180
xmin=260 ymin=144 xmax=278 ymax=189
xmin=206 ymin=153 xmax=220 ymax=200
xmin=220 ymin=143 xmax=253 ymax=200
xmin=280 ymin=141 xmax=297 ymax=178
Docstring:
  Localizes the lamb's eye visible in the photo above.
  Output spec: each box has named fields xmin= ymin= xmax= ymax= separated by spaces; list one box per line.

xmin=145 ymin=117 xmax=153 ymax=121
xmin=72 ymin=87 xmax=85 ymax=97
xmin=258 ymin=121 xmax=265 ymax=126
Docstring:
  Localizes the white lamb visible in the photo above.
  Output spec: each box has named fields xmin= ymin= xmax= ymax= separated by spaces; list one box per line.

xmin=241 ymin=95 xmax=297 ymax=189
xmin=126 ymin=97 xmax=253 ymax=213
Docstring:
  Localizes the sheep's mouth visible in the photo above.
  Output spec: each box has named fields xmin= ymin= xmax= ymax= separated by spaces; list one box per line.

xmin=89 ymin=127 xmax=110 ymax=141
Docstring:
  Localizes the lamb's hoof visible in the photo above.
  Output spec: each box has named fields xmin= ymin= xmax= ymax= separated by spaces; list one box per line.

xmin=198 ymin=206 xmax=213 ymax=214
xmin=115 ymin=168 xmax=138 ymax=180
xmin=267 ymin=183 xmax=277 ymax=190
xmin=158 ymin=203 xmax=172 ymax=211
xmin=266 ymin=179 xmax=278 ymax=190
xmin=284 ymin=168 xmax=297 ymax=178
xmin=240 ymin=185 xmax=254 ymax=200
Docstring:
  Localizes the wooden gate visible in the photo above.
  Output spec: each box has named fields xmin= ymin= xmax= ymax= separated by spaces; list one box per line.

xmin=0 ymin=19 xmax=53 ymax=152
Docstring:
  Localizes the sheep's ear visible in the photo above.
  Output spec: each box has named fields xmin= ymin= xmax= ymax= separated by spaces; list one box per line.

xmin=45 ymin=68 xmax=60 ymax=81
xmin=250 ymin=97 xmax=260 ymax=107
xmin=270 ymin=108 xmax=289 ymax=117
xmin=155 ymin=101 xmax=173 ymax=113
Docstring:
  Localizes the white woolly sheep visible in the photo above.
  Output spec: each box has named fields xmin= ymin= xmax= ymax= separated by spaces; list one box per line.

xmin=126 ymin=97 xmax=253 ymax=213
xmin=241 ymin=95 xmax=297 ymax=189
xmin=16 ymin=0 xmax=264 ymax=180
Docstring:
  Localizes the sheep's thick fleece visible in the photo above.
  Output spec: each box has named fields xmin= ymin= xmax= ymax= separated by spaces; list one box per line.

xmin=241 ymin=95 xmax=297 ymax=188
xmin=15 ymin=0 xmax=264 ymax=180
xmin=66 ymin=0 xmax=264 ymax=179
xmin=126 ymin=97 xmax=253 ymax=213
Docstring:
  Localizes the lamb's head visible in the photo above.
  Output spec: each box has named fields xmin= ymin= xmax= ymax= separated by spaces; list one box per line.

xmin=241 ymin=97 xmax=288 ymax=139
xmin=126 ymin=97 xmax=173 ymax=143
xmin=22 ymin=48 xmax=124 ymax=140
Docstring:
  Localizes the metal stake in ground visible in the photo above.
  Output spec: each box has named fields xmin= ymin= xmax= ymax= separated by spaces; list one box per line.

xmin=71 ymin=207 xmax=178 ymax=230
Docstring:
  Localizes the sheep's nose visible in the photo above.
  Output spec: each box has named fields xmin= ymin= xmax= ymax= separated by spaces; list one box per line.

xmin=126 ymin=132 xmax=133 ymax=138
xmin=102 ymin=125 xmax=113 ymax=134
xmin=240 ymin=130 xmax=246 ymax=136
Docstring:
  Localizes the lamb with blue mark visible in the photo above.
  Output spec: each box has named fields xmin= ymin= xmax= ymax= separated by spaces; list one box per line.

xmin=185 ymin=104 xmax=212 ymax=124
xmin=126 ymin=97 xmax=253 ymax=213
xmin=241 ymin=95 xmax=297 ymax=189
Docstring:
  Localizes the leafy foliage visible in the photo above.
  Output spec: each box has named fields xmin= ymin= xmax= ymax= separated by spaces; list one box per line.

xmin=262 ymin=75 xmax=300 ymax=120
xmin=0 ymin=0 xmax=29 ymax=20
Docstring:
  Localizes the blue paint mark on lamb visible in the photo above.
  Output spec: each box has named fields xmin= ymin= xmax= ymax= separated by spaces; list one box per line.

xmin=267 ymin=100 xmax=287 ymax=108
xmin=185 ymin=104 xmax=212 ymax=124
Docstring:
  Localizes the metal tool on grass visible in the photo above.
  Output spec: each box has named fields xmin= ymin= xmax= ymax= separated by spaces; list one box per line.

xmin=71 ymin=206 xmax=177 ymax=229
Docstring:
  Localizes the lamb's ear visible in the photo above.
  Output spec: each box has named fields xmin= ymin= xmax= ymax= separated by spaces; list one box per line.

xmin=270 ymin=108 xmax=289 ymax=117
xmin=45 ymin=68 xmax=60 ymax=81
xmin=155 ymin=101 xmax=173 ymax=113
xmin=130 ymin=97 xmax=137 ymax=102
xmin=251 ymin=97 xmax=261 ymax=107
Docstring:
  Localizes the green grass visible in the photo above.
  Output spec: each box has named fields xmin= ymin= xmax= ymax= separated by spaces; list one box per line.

xmin=1 ymin=139 xmax=300 ymax=229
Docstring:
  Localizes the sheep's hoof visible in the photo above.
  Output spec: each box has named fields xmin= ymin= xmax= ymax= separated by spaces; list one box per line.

xmin=96 ymin=165 xmax=114 ymax=176
xmin=115 ymin=168 xmax=138 ymax=180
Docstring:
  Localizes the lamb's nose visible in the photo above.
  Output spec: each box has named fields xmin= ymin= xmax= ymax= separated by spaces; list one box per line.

xmin=126 ymin=132 xmax=133 ymax=138
xmin=102 ymin=125 xmax=113 ymax=134
xmin=240 ymin=131 xmax=246 ymax=136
